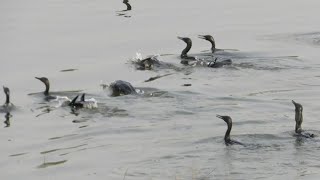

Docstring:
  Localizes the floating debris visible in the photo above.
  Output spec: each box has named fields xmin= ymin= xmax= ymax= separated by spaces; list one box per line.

xmin=182 ymin=84 xmax=192 ymax=86
xmin=144 ymin=73 xmax=173 ymax=82
xmin=60 ymin=69 xmax=78 ymax=72
xmin=37 ymin=160 xmax=67 ymax=169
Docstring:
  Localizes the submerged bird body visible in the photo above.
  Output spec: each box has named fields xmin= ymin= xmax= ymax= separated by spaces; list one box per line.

xmin=207 ymin=58 xmax=232 ymax=68
xmin=216 ymin=115 xmax=244 ymax=146
xmin=136 ymin=56 xmax=161 ymax=70
xmin=69 ymin=93 xmax=98 ymax=109
xmin=109 ymin=80 xmax=136 ymax=96
xmin=292 ymin=100 xmax=314 ymax=138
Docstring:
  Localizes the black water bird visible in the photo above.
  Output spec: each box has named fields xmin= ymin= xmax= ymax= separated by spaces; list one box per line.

xmin=216 ymin=115 xmax=244 ymax=146
xmin=207 ymin=57 xmax=232 ymax=68
xmin=198 ymin=35 xmax=216 ymax=53
xmin=3 ymin=86 xmax=13 ymax=107
xmin=122 ymin=0 xmax=132 ymax=11
xmin=35 ymin=77 xmax=56 ymax=100
xmin=177 ymin=36 xmax=197 ymax=65
xmin=109 ymin=80 xmax=137 ymax=96
xmin=117 ymin=0 xmax=132 ymax=17
xmin=135 ymin=56 xmax=161 ymax=70
xmin=69 ymin=93 xmax=98 ymax=109
xmin=292 ymin=100 xmax=314 ymax=138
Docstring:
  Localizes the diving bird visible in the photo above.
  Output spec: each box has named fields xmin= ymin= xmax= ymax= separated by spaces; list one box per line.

xmin=198 ymin=35 xmax=216 ymax=53
xmin=292 ymin=100 xmax=314 ymax=138
xmin=108 ymin=80 xmax=137 ymax=96
xmin=69 ymin=93 xmax=98 ymax=109
xmin=207 ymin=57 xmax=232 ymax=68
xmin=216 ymin=115 xmax=244 ymax=146
xmin=135 ymin=56 xmax=161 ymax=70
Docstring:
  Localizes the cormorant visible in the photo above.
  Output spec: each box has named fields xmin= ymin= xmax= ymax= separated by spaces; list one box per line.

xmin=216 ymin=115 xmax=244 ymax=145
xmin=198 ymin=35 xmax=216 ymax=53
xmin=207 ymin=57 xmax=232 ymax=68
xmin=177 ymin=36 xmax=197 ymax=65
xmin=3 ymin=86 xmax=13 ymax=107
xmin=292 ymin=100 xmax=314 ymax=138
xmin=109 ymin=80 xmax=137 ymax=96
xmin=35 ymin=77 xmax=56 ymax=100
xmin=69 ymin=93 xmax=98 ymax=109
xmin=136 ymin=56 xmax=161 ymax=70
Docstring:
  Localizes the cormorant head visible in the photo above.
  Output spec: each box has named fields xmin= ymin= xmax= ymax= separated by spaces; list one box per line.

xmin=35 ymin=77 xmax=49 ymax=86
xmin=35 ymin=77 xmax=50 ymax=95
xmin=292 ymin=100 xmax=303 ymax=112
xmin=216 ymin=115 xmax=232 ymax=125
xmin=198 ymin=35 xmax=215 ymax=42
xmin=3 ymin=86 xmax=10 ymax=96
xmin=177 ymin=36 xmax=192 ymax=44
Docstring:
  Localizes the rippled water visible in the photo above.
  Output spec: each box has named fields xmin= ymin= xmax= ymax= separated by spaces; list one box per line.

xmin=1 ymin=0 xmax=320 ymax=179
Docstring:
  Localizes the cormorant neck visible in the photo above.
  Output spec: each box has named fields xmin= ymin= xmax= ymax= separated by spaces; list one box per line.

xmin=124 ymin=2 xmax=131 ymax=10
xmin=44 ymin=83 xmax=50 ymax=96
xmin=5 ymin=93 xmax=10 ymax=104
xmin=225 ymin=123 xmax=232 ymax=143
xmin=181 ymin=41 xmax=192 ymax=58
xmin=295 ymin=110 xmax=303 ymax=133
xmin=210 ymin=40 xmax=216 ymax=53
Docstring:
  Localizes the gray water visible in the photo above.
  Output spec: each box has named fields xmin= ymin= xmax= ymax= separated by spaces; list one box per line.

xmin=1 ymin=0 xmax=320 ymax=179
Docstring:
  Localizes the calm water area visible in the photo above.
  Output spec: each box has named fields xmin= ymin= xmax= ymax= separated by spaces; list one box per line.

xmin=1 ymin=0 xmax=320 ymax=179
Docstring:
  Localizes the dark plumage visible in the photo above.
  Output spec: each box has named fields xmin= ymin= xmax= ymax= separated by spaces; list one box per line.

xmin=292 ymin=100 xmax=314 ymax=138
xmin=216 ymin=115 xmax=244 ymax=146
xmin=109 ymin=80 xmax=136 ymax=96
xmin=35 ymin=77 xmax=56 ymax=100
xmin=198 ymin=35 xmax=216 ymax=53
xmin=177 ymin=36 xmax=197 ymax=65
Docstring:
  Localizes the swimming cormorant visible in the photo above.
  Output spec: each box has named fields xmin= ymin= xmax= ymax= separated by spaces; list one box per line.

xmin=35 ymin=77 xmax=56 ymax=100
xmin=177 ymin=36 xmax=197 ymax=65
xmin=216 ymin=115 xmax=244 ymax=145
xmin=292 ymin=100 xmax=314 ymax=138
xmin=3 ymin=86 xmax=14 ymax=108
xmin=198 ymin=35 xmax=216 ymax=53
xmin=109 ymin=80 xmax=137 ymax=96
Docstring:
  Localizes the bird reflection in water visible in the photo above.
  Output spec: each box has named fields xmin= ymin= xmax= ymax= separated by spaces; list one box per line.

xmin=116 ymin=0 xmax=132 ymax=18
xmin=4 ymin=112 xmax=12 ymax=128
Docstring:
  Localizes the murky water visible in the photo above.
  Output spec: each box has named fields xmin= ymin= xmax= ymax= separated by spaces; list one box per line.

xmin=1 ymin=0 xmax=320 ymax=179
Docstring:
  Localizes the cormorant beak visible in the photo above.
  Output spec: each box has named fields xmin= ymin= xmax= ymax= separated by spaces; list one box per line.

xmin=35 ymin=77 xmax=41 ymax=80
xmin=177 ymin=36 xmax=184 ymax=40
xmin=216 ymin=115 xmax=223 ymax=119
xmin=292 ymin=100 xmax=300 ymax=108
xmin=198 ymin=35 xmax=206 ymax=40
